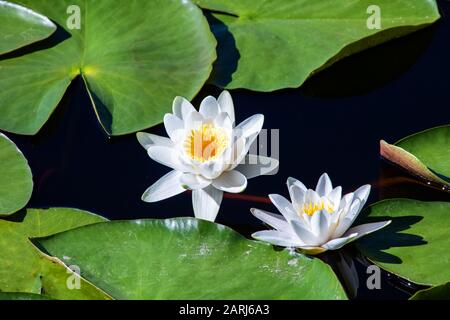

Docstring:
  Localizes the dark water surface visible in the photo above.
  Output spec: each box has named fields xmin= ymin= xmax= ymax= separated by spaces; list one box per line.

xmin=4 ymin=1 xmax=450 ymax=299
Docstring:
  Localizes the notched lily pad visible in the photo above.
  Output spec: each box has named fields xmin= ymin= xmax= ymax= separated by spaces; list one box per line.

xmin=0 ymin=133 xmax=33 ymax=216
xmin=194 ymin=0 xmax=440 ymax=91
xmin=381 ymin=125 xmax=450 ymax=190
xmin=0 ymin=0 xmax=216 ymax=135
xmin=36 ymin=217 xmax=347 ymax=300
xmin=357 ymin=199 xmax=450 ymax=286
xmin=0 ymin=1 xmax=56 ymax=55
xmin=0 ymin=207 xmax=111 ymax=300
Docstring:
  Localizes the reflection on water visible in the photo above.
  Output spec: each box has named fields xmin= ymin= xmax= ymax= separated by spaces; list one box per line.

xmin=2 ymin=0 xmax=449 ymax=300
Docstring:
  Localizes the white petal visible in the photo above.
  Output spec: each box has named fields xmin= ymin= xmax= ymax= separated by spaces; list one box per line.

xmin=147 ymin=145 xmax=189 ymax=172
xmin=289 ymin=184 xmax=305 ymax=209
xmin=172 ymin=96 xmax=196 ymax=120
xmin=185 ymin=110 xmax=205 ymax=131
xmin=316 ymin=173 xmax=333 ymax=196
xmin=235 ymin=155 xmax=279 ymax=179
xmin=310 ymin=210 xmax=331 ymax=244
xmin=304 ymin=189 xmax=321 ymax=205
xmin=344 ymin=221 xmax=391 ymax=240
xmin=163 ymin=114 xmax=184 ymax=142
xmin=142 ymin=170 xmax=185 ymax=202
xmin=287 ymin=177 xmax=307 ymax=192
xmin=322 ymin=233 xmax=359 ymax=251
xmin=214 ymin=112 xmax=232 ymax=130
xmin=199 ymin=96 xmax=220 ymax=119
xmin=252 ymin=230 xmax=301 ymax=247
xmin=136 ymin=132 xmax=173 ymax=150
xmin=328 ymin=186 xmax=342 ymax=208
xmin=218 ymin=90 xmax=235 ymax=125
xmin=235 ymin=114 xmax=264 ymax=139
xmin=180 ymin=173 xmax=211 ymax=190
xmin=192 ymin=185 xmax=223 ymax=222
xmin=332 ymin=199 xmax=362 ymax=238
xmin=251 ymin=208 xmax=289 ymax=231
xmin=354 ymin=184 xmax=371 ymax=207
xmin=198 ymin=160 xmax=226 ymax=180
xmin=212 ymin=170 xmax=247 ymax=193
xmin=289 ymin=220 xmax=318 ymax=246
xmin=268 ymin=194 xmax=298 ymax=221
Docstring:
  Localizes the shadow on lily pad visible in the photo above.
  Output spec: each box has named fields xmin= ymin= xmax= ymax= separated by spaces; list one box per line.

xmin=356 ymin=215 xmax=426 ymax=264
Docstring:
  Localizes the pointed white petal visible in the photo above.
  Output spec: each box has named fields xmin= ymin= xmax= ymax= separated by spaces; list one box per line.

xmin=322 ymin=233 xmax=359 ymax=250
xmin=332 ymin=198 xmax=362 ymax=238
xmin=147 ymin=145 xmax=188 ymax=172
xmin=185 ymin=110 xmax=205 ymax=131
xmin=269 ymin=194 xmax=298 ymax=221
xmin=180 ymin=173 xmax=211 ymax=190
xmin=354 ymin=184 xmax=371 ymax=207
xmin=235 ymin=155 xmax=279 ymax=179
xmin=316 ymin=173 xmax=333 ymax=196
xmin=289 ymin=220 xmax=318 ymax=246
xmin=163 ymin=114 xmax=184 ymax=141
xmin=252 ymin=230 xmax=301 ymax=247
xmin=142 ymin=171 xmax=185 ymax=202
xmin=235 ymin=114 xmax=264 ymax=139
xmin=172 ymin=96 xmax=196 ymax=120
xmin=251 ymin=208 xmax=289 ymax=231
xmin=289 ymin=184 xmax=306 ymax=209
xmin=136 ymin=132 xmax=173 ymax=150
xmin=212 ymin=170 xmax=247 ymax=193
xmin=199 ymin=96 xmax=220 ymax=119
xmin=344 ymin=221 xmax=391 ymax=240
xmin=218 ymin=90 xmax=235 ymax=125
xmin=328 ymin=186 xmax=342 ymax=208
xmin=214 ymin=112 xmax=233 ymax=130
xmin=304 ymin=189 xmax=321 ymax=205
xmin=192 ymin=185 xmax=223 ymax=222
xmin=287 ymin=177 xmax=307 ymax=192
xmin=310 ymin=210 xmax=331 ymax=245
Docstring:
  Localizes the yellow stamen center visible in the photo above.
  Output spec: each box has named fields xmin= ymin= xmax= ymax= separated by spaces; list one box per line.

xmin=185 ymin=123 xmax=228 ymax=162
xmin=302 ymin=200 xmax=334 ymax=216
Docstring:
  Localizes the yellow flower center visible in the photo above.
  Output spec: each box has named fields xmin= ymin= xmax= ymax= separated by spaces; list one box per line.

xmin=302 ymin=200 xmax=334 ymax=216
xmin=185 ymin=123 xmax=229 ymax=162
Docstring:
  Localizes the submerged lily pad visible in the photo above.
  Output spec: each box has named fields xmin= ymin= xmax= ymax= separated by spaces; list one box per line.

xmin=380 ymin=125 xmax=450 ymax=189
xmin=0 ymin=0 xmax=216 ymax=135
xmin=0 ymin=133 xmax=33 ymax=216
xmin=0 ymin=1 xmax=56 ymax=55
xmin=194 ymin=0 xmax=440 ymax=91
xmin=411 ymin=282 xmax=450 ymax=300
xmin=0 ymin=208 xmax=110 ymax=300
xmin=37 ymin=218 xmax=347 ymax=300
xmin=357 ymin=199 xmax=450 ymax=286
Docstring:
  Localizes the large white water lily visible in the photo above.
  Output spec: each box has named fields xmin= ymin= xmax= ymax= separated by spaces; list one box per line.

xmin=251 ymin=174 xmax=391 ymax=255
xmin=137 ymin=91 xmax=279 ymax=222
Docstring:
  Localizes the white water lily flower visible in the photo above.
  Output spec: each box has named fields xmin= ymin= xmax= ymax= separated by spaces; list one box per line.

xmin=137 ymin=91 xmax=279 ymax=222
xmin=251 ymin=173 xmax=391 ymax=255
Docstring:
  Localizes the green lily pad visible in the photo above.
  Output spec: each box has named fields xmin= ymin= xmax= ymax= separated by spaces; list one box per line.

xmin=357 ymin=199 xmax=450 ymax=286
xmin=411 ymin=282 xmax=450 ymax=300
xmin=37 ymin=218 xmax=347 ymax=300
xmin=0 ymin=133 xmax=33 ymax=216
xmin=0 ymin=0 xmax=216 ymax=135
xmin=0 ymin=207 xmax=110 ymax=300
xmin=0 ymin=292 xmax=52 ymax=300
xmin=381 ymin=125 xmax=450 ymax=189
xmin=0 ymin=1 xmax=56 ymax=55
xmin=194 ymin=0 xmax=440 ymax=91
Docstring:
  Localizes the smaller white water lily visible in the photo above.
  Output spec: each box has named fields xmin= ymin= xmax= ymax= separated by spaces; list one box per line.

xmin=138 ymin=91 xmax=279 ymax=222
xmin=251 ymin=174 xmax=390 ymax=255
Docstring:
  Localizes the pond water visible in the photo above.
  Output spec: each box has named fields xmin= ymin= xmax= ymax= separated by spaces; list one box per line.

xmin=5 ymin=1 xmax=450 ymax=299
